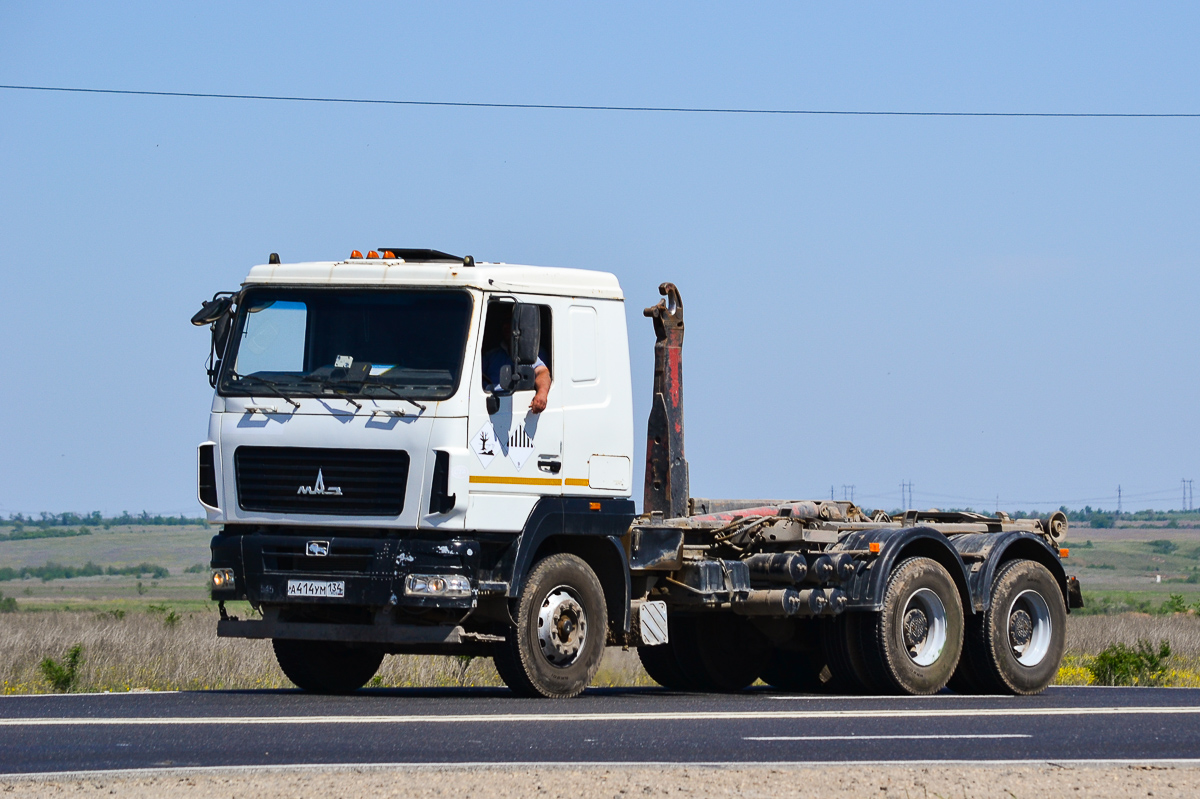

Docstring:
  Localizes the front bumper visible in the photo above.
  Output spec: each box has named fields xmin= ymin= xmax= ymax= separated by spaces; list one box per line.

xmin=210 ymin=532 xmax=480 ymax=610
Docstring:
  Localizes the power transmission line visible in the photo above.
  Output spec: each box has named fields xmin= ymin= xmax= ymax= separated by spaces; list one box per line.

xmin=3 ymin=84 xmax=1200 ymax=118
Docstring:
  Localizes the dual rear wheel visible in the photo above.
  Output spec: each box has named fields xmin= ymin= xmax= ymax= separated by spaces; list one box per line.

xmin=639 ymin=557 xmax=1064 ymax=697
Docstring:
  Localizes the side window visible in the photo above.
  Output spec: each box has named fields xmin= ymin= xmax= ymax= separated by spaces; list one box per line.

xmin=568 ymin=305 xmax=598 ymax=383
xmin=480 ymin=301 xmax=553 ymax=388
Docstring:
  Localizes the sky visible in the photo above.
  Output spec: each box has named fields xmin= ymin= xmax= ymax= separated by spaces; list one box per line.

xmin=1 ymin=2 xmax=1198 ymax=516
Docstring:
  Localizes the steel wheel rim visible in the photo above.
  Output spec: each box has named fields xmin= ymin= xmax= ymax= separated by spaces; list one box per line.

xmin=902 ymin=587 xmax=948 ymax=667
xmin=537 ymin=585 xmax=587 ymax=668
xmin=1008 ymin=588 xmax=1052 ymax=667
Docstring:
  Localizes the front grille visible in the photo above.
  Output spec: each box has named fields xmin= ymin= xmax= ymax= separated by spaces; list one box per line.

xmin=261 ymin=542 xmax=377 ymax=573
xmin=235 ymin=446 xmax=409 ymax=516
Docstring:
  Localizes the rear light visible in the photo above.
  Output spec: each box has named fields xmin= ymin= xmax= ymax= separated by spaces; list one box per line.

xmin=198 ymin=443 xmax=218 ymax=509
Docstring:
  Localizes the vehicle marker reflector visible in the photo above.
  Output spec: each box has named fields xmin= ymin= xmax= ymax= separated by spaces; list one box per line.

xmin=565 ymin=478 xmax=589 ymax=487
xmin=869 ymin=542 xmax=881 ymax=554
xmin=1060 ymin=548 xmax=1069 ymax=558
xmin=468 ymin=476 xmax=562 ymax=486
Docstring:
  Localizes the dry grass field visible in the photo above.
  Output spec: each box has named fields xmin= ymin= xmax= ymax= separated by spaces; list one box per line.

xmin=3 ymin=607 xmax=1200 ymax=694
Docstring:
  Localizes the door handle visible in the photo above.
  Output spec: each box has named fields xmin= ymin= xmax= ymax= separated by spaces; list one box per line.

xmin=537 ymin=459 xmax=562 ymax=474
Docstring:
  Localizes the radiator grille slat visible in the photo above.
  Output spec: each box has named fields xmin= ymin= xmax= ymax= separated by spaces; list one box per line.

xmin=235 ymin=447 xmax=409 ymax=516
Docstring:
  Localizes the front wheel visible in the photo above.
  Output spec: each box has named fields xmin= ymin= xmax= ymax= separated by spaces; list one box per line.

xmin=860 ymin=557 xmax=964 ymax=695
xmin=493 ymin=553 xmax=607 ymax=698
xmin=273 ymin=639 xmax=384 ymax=694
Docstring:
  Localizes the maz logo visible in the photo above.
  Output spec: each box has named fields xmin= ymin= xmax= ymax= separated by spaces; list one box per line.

xmin=306 ymin=541 xmax=330 ymax=557
xmin=297 ymin=468 xmax=343 ymax=496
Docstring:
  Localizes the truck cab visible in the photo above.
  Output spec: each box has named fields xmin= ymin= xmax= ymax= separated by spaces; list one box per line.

xmin=197 ymin=250 xmax=637 ymax=695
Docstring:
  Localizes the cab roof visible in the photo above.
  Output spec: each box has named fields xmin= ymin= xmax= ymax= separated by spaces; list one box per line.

xmin=243 ymin=257 xmax=624 ymax=300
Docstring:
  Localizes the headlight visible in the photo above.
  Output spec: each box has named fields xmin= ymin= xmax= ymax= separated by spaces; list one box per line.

xmin=210 ymin=568 xmax=235 ymax=590
xmin=404 ymin=573 xmax=472 ymax=598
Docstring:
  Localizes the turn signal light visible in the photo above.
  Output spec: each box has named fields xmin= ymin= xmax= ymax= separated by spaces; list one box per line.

xmin=350 ymin=250 xmax=363 ymax=259
xmin=590 ymin=502 xmax=602 ymax=511
xmin=1060 ymin=548 xmax=1069 ymax=558
xmin=404 ymin=573 xmax=472 ymax=598
xmin=210 ymin=568 xmax=235 ymax=590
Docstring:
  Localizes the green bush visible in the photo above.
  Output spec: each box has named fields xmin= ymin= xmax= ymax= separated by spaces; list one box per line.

xmin=1160 ymin=594 xmax=1189 ymax=614
xmin=39 ymin=644 xmax=83 ymax=692
xmin=183 ymin=563 xmax=208 ymax=574
xmin=1087 ymin=639 xmax=1172 ymax=686
xmin=1148 ymin=539 xmax=1179 ymax=555
xmin=0 ymin=591 xmax=16 ymax=613
xmin=1090 ymin=514 xmax=1115 ymax=529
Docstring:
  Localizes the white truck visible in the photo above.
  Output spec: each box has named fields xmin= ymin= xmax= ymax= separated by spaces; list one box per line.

xmin=193 ymin=248 xmax=1082 ymax=698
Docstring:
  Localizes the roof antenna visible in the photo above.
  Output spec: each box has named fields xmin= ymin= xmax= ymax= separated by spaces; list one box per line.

xmin=268 ymin=253 xmax=280 ymax=264
xmin=463 ymin=255 xmax=475 ymax=267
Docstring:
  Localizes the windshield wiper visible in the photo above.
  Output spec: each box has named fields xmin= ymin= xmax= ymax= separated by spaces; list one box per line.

xmin=364 ymin=379 xmax=427 ymax=413
xmin=229 ymin=373 xmax=301 ymax=410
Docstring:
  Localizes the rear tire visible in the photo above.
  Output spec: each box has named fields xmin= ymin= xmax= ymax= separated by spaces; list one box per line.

xmin=760 ymin=648 xmax=829 ymax=692
xmin=820 ymin=614 xmax=875 ymax=694
xmin=272 ymin=639 xmax=383 ymax=694
xmin=637 ymin=611 xmax=699 ymax=690
xmin=955 ymin=559 xmax=1066 ymax=695
xmin=672 ymin=614 xmax=769 ymax=692
xmin=493 ymin=553 xmax=607 ymax=698
xmin=860 ymin=557 xmax=964 ymax=695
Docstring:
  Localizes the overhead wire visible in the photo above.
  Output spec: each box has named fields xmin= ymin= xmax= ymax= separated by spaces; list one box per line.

xmin=2 ymin=84 xmax=1200 ymax=118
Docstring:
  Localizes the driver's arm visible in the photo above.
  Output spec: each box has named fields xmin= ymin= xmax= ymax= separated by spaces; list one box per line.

xmin=529 ymin=364 xmax=551 ymax=413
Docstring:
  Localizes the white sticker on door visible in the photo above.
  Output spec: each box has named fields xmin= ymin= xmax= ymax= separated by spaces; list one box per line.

xmin=508 ymin=425 xmax=535 ymax=471
xmin=471 ymin=421 xmax=498 ymax=468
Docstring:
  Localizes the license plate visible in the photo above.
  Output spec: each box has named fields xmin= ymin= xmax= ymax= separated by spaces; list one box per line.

xmin=286 ymin=579 xmax=345 ymax=598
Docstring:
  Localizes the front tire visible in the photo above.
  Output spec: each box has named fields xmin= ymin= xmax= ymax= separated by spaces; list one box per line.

xmin=493 ymin=553 xmax=607 ymax=698
xmin=955 ymin=559 xmax=1066 ymax=695
xmin=272 ymin=639 xmax=384 ymax=694
xmin=860 ymin=557 xmax=964 ymax=695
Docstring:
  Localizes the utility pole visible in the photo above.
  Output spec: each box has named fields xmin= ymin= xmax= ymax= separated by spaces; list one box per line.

xmin=1117 ymin=485 xmax=1122 ymax=515
xmin=842 ymin=485 xmax=855 ymax=503
xmin=1185 ymin=479 xmax=1190 ymax=512
xmin=830 ymin=485 xmax=835 ymax=501
xmin=900 ymin=481 xmax=913 ymax=511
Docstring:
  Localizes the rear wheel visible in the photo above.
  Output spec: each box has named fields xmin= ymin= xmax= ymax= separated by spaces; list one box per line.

xmin=860 ymin=557 xmax=964 ymax=695
xmin=820 ymin=614 xmax=876 ymax=694
xmin=637 ymin=612 xmax=698 ymax=690
xmin=493 ymin=553 xmax=607 ymax=698
xmin=673 ymin=614 xmax=769 ymax=692
xmin=955 ymin=559 xmax=1066 ymax=695
xmin=272 ymin=639 xmax=384 ymax=694
xmin=760 ymin=648 xmax=829 ymax=693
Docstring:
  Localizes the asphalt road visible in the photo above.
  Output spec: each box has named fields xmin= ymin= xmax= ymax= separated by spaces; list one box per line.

xmin=2 ymin=686 xmax=1199 ymax=775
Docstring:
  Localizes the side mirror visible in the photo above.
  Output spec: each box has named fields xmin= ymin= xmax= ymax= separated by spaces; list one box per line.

xmin=510 ymin=303 xmax=541 ymax=366
xmin=191 ymin=296 xmax=233 ymax=327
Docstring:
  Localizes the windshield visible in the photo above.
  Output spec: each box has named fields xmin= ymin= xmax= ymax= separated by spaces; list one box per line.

xmin=219 ymin=288 xmax=474 ymax=400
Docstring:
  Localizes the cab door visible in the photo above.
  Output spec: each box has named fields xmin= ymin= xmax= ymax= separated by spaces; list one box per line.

xmin=464 ymin=297 xmax=563 ymax=532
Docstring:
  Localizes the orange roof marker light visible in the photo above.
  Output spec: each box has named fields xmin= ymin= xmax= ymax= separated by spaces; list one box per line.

xmin=349 ymin=250 xmax=363 ymax=259
xmin=367 ymin=251 xmax=379 ymax=259
xmin=383 ymin=250 xmax=397 ymax=259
